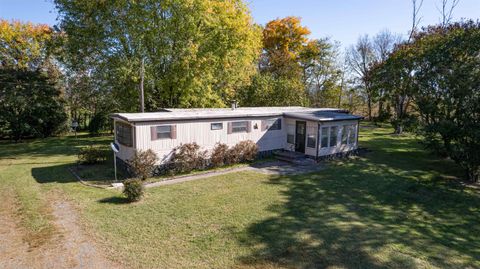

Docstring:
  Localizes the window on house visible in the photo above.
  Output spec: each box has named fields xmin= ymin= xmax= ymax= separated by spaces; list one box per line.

xmin=232 ymin=121 xmax=248 ymax=133
xmin=349 ymin=124 xmax=356 ymax=145
xmin=321 ymin=127 xmax=329 ymax=148
xmin=287 ymin=124 xmax=295 ymax=144
xmin=156 ymin=125 xmax=172 ymax=139
xmin=116 ymin=122 xmax=133 ymax=147
xmin=264 ymin=118 xmax=282 ymax=131
xmin=307 ymin=134 xmax=316 ymax=148
xmin=330 ymin=126 xmax=338 ymax=147
xmin=341 ymin=125 xmax=348 ymax=145
xmin=211 ymin=123 xmax=223 ymax=130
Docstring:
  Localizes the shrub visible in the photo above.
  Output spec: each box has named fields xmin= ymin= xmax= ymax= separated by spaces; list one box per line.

xmin=123 ymin=178 xmax=144 ymax=202
xmin=78 ymin=146 xmax=108 ymax=164
xmin=210 ymin=143 xmax=229 ymax=167
xmin=227 ymin=140 xmax=258 ymax=164
xmin=170 ymin=143 xmax=208 ymax=174
xmin=88 ymin=111 xmax=110 ymax=135
xmin=127 ymin=149 xmax=158 ymax=180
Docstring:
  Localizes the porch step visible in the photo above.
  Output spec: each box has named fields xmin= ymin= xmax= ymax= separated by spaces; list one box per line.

xmin=273 ymin=151 xmax=316 ymax=166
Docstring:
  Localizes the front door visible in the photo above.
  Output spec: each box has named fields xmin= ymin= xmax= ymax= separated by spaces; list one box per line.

xmin=295 ymin=121 xmax=306 ymax=153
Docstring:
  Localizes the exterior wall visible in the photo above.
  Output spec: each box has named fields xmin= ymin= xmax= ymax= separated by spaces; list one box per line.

xmin=113 ymin=119 xmax=136 ymax=161
xmin=318 ymin=120 xmax=359 ymax=156
xmin=113 ymin=115 xmax=360 ymax=163
xmin=133 ymin=117 xmax=286 ymax=164
xmin=284 ymin=118 xmax=319 ymax=157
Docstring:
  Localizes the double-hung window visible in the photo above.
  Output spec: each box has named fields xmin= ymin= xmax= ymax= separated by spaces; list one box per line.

xmin=263 ymin=118 xmax=282 ymax=131
xmin=231 ymin=121 xmax=248 ymax=133
xmin=151 ymin=125 xmax=176 ymax=140
xmin=329 ymin=126 xmax=338 ymax=147
xmin=307 ymin=134 xmax=316 ymax=148
xmin=321 ymin=127 xmax=329 ymax=148
xmin=287 ymin=124 xmax=295 ymax=144
xmin=348 ymin=124 xmax=356 ymax=145
xmin=156 ymin=126 xmax=172 ymax=139
xmin=341 ymin=125 xmax=348 ymax=145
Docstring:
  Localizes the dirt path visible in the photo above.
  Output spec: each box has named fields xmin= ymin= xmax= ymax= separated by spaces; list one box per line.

xmin=0 ymin=191 xmax=121 ymax=269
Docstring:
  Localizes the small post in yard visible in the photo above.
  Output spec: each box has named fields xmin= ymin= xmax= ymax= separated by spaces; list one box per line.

xmin=110 ymin=142 xmax=120 ymax=182
xmin=71 ymin=120 xmax=79 ymax=138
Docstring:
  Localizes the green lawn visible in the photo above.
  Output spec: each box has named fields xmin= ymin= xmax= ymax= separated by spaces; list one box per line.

xmin=0 ymin=125 xmax=479 ymax=268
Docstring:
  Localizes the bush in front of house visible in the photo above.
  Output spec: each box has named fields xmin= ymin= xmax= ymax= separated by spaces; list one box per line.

xmin=170 ymin=143 xmax=208 ymax=174
xmin=128 ymin=149 xmax=159 ymax=180
xmin=210 ymin=143 xmax=229 ymax=167
xmin=227 ymin=140 xmax=258 ymax=164
xmin=78 ymin=145 xmax=109 ymax=164
xmin=123 ymin=178 xmax=144 ymax=202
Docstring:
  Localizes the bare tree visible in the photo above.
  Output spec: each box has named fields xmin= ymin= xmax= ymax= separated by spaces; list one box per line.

xmin=373 ymin=30 xmax=402 ymax=118
xmin=438 ymin=0 xmax=460 ymax=26
xmin=346 ymin=35 xmax=376 ymax=120
xmin=409 ymin=0 xmax=424 ymax=41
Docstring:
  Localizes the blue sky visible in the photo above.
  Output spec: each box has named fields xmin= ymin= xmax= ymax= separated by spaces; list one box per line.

xmin=1 ymin=0 xmax=479 ymax=47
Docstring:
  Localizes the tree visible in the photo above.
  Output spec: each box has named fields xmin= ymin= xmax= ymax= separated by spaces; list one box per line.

xmin=372 ymin=30 xmax=402 ymax=119
xmin=370 ymin=45 xmax=415 ymax=134
xmin=0 ymin=20 xmax=67 ymax=141
xmin=346 ymin=35 xmax=376 ymax=119
xmin=237 ymin=73 xmax=306 ymax=106
xmin=55 ymin=0 xmax=262 ymax=110
xmin=261 ymin=16 xmax=310 ymax=78
xmin=412 ymin=21 xmax=480 ymax=182
xmin=301 ymin=39 xmax=342 ymax=108
xmin=0 ymin=68 xmax=68 ymax=141
xmin=243 ymin=16 xmax=341 ymax=108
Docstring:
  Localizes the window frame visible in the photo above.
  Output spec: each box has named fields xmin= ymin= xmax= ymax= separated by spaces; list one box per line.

xmin=307 ymin=134 xmax=316 ymax=148
xmin=329 ymin=126 xmax=338 ymax=147
xmin=156 ymin=125 xmax=172 ymax=139
xmin=287 ymin=124 xmax=295 ymax=144
xmin=321 ymin=126 xmax=329 ymax=148
xmin=264 ymin=118 xmax=282 ymax=131
xmin=341 ymin=125 xmax=348 ymax=145
xmin=231 ymin=121 xmax=248 ymax=133
xmin=115 ymin=121 xmax=133 ymax=147
xmin=348 ymin=124 xmax=356 ymax=145
xmin=211 ymin=122 xmax=223 ymax=131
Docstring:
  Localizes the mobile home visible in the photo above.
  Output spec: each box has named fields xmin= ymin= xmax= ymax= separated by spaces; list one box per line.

xmin=111 ymin=107 xmax=362 ymax=164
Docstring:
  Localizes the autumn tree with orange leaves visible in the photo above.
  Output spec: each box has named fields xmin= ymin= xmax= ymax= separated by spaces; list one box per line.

xmin=239 ymin=17 xmax=342 ymax=107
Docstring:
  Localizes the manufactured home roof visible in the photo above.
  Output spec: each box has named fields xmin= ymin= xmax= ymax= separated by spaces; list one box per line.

xmin=284 ymin=110 xmax=363 ymax=122
xmin=111 ymin=107 xmax=362 ymax=122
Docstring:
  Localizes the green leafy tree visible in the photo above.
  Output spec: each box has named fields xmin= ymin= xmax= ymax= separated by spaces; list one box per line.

xmin=0 ymin=68 xmax=68 ymax=141
xmin=55 ymin=0 xmax=262 ymax=110
xmin=412 ymin=21 xmax=480 ymax=182
xmin=0 ymin=20 xmax=67 ymax=141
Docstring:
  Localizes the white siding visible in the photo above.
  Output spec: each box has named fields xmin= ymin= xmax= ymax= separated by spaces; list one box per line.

xmin=133 ymin=117 xmax=286 ymax=164
xmin=114 ymin=116 xmax=360 ymax=163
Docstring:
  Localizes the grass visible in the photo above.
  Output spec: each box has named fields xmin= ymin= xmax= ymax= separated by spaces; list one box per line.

xmin=0 ymin=125 xmax=479 ymax=268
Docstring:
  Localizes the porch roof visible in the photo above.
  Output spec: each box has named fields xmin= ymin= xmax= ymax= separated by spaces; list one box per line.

xmin=283 ymin=111 xmax=363 ymax=122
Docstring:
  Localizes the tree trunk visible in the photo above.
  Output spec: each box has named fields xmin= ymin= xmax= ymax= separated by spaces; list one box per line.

xmin=367 ymin=96 xmax=372 ymax=120
xmin=394 ymin=123 xmax=403 ymax=135
xmin=467 ymin=168 xmax=479 ymax=183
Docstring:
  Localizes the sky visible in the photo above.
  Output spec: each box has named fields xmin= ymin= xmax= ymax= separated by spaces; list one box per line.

xmin=1 ymin=0 xmax=479 ymax=48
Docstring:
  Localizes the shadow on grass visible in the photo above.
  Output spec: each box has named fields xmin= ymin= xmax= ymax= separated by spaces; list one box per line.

xmin=31 ymin=164 xmax=78 ymax=184
xmin=238 ymin=131 xmax=480 ymax=268
xmin=98 ymin=196 xmax=130 ymax=204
